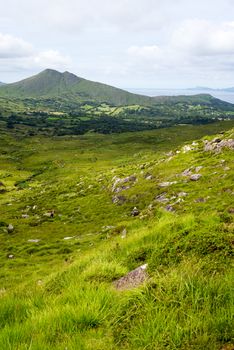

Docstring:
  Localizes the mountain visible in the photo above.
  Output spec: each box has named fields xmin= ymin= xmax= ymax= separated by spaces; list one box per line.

xmin=0 ymin=82 xmax=5 ymax=86
xmin=0 ymin=69 xmax=226 ymax=107
xmin=0 ymin=69 xmax=153 ymax=106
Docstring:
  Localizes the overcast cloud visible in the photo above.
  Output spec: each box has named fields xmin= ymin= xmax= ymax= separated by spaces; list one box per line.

xmin=0 ymin=0 xmax=234 ymax=88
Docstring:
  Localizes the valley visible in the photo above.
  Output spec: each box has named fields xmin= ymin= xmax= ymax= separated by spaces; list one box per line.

xmin=0 ymin=118 xmax=233 ymax=349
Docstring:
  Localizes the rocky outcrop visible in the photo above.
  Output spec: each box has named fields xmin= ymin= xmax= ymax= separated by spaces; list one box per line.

xmin=204 ymin=138 xmax=234 ymax=153
xmin=112 ymin=175 xmax=137 ymax=193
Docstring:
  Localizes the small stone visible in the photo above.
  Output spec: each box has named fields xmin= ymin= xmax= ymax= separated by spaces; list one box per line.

xmin=22 ymin=214 xmax=29 ymax=219
xmin=7 ymin=224 xmax=14 ymax=233
xmin=178 ymin=192 xmax=188 ymax=197
xmin=8 ymin=254 xmax=14 ymax=259
xmin=158 ymin=181 xmax=177 ymax=188
xmin=155 ymin=193 xmax=169 ymax=203
xmin=28 ymin=239 xmax=40 ymax=243
xmin=112 ymin=195 xmax=126 ymax=205
xmin=181 ymin=168 xmax=192 ymax=176
xmin=165 ymin=205 xmax=175 ymax=212
xmin=190 ymin=174 xmax=202 ymax=181
xmin=131 ymin=207 xmax=140 ymax=216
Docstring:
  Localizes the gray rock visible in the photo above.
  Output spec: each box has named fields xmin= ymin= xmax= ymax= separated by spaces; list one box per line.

xmin=181 ymin=168 xmax=192 ymax=176
xmin=178 ymin=192 xmax=188 ymax=197
xmin=28 ymin=239 xmax=40 ymax=243
xmin=165 ymin=205 xmax=175 ymax=212
xmin=204 ymin=138 xmax=234 ymax=152
xmin=144 ymin=173 xmax=154 ymax=180
xmin=131 ymin=207 xmax=140 ymax=216
xmin=7 ymin=224 xmax=14 ymax=233
xmin=114 ymin=264 xmax=148 ymax=290
xmin=22 ymin=214 xmax=29 ymax=219
xmin=112 ymin=175 xmax=137 ymax=193
xmin=158 ymin=181 xmax=177 ymax=188
xmin=155 ymin=193 xmax=169 ymax=203
xmin=190 ymin=174 xmax=202 ymax=181
xmin=112 ymin=195 xmax=126 ymax=205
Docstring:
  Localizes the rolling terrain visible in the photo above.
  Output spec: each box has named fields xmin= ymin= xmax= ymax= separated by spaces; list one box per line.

xmin=0 ymin=120 xmax=233 ymax=349
xmin=0 ymin=69 xmax=234 ymax=136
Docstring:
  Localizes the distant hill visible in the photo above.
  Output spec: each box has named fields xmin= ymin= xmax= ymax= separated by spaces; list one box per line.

xmin=0 ymin=69 xmax=229 ymax=107
xmin=0 ymin=82 xmax=5 ymax=86
xmin=0 ymin=69 xmax=153 ymax=106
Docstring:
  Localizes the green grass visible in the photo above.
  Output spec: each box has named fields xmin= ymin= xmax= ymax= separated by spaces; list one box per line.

xmin=0 ymin=121 xmax=233 ymax=349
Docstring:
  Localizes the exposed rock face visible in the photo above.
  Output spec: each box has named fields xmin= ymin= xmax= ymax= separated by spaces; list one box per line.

xmin=204 ymin=138 xmax=234 ymax=152
xmin=112 ymin=175 xmax=137 ymax=193
xmin=114 ymin=264 xmax=148 ymax=290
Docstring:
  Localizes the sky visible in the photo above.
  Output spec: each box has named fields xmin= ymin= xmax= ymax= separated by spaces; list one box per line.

xmin=1 ymin=0 xmax=234 ymax=88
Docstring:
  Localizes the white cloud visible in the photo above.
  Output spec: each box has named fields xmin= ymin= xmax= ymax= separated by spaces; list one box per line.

xmin=0 ymin=33 xmax=33 ymax=58
xmin=33 ymin=50 xmax=71 ymax=69
xmin=127 ymin=45 xmax=162 ymax=61
xmin=172 ymin=19 xmax=234 ymax=56
xmin=0 ymin=33 xmax=71 ymax=74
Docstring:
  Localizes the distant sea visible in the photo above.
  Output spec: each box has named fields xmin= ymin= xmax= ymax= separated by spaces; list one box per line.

xmin=125 ymin=88 xmax=234 ymax=104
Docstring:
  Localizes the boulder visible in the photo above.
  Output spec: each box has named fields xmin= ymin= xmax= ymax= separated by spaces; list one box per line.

xmin=114 ymin=264 xmax=148 ymax=290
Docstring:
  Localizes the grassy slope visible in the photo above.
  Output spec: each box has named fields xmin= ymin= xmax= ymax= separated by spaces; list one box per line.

xmin=0 ymin=121 xmax=233 ymax=349
xmin=0 ymin=69 xmax=232 ymax=109
xmin=0 ymin=69 xmax=153 ymax=106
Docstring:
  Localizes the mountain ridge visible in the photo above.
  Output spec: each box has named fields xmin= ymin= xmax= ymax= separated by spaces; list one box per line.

xmin=0 ymin=69 xmax=224 ymax=107
xmin=0 ymin=69 xmax=154 ymax=106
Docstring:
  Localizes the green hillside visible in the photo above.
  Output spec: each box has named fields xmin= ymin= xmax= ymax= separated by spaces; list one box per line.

xmin=0 ymin=69 xmax=232 ymax=108
xmin=0 ymin=121 xmax=233 ymax=349
xmin=0 ymin=69 xmax=153 ymax=106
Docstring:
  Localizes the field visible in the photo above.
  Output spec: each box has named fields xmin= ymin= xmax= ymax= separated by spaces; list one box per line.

xmin=0 ymin=121 xmax=234 ymax=349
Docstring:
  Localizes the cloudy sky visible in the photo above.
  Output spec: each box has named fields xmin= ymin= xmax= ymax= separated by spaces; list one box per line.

xmin=1 ymin=0 xmax=234 ymax=88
